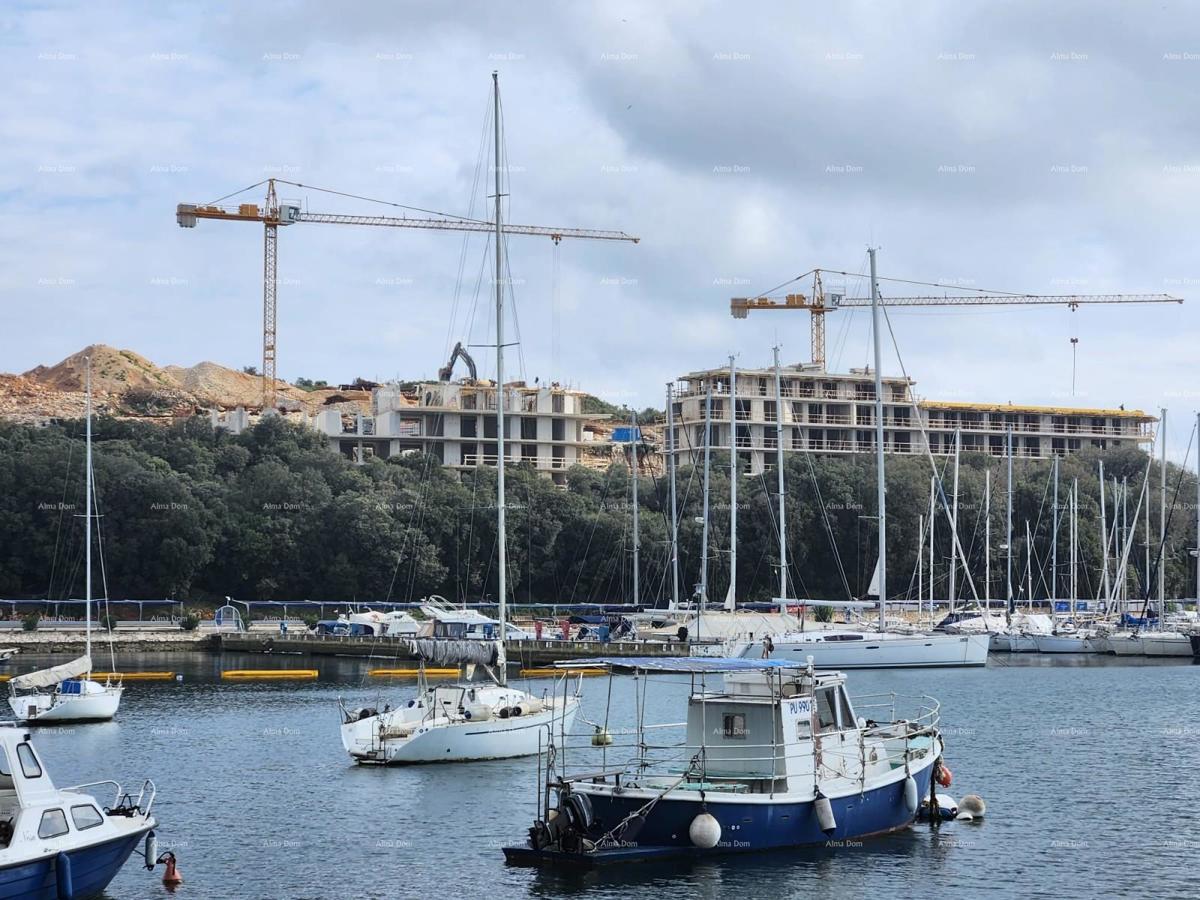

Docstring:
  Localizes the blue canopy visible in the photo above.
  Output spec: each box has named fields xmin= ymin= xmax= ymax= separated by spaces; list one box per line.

xmin=553 ymin=657 xmax=808 ymax=674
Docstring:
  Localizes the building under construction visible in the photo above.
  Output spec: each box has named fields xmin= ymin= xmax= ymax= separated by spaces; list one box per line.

xmin=669 ymin=361 xmax=1155 ymax=475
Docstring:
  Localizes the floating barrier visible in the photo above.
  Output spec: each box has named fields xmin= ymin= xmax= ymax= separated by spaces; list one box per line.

xmin=221 ymin=669 xmax=318 ymax=680
xmin=519 ymin=667 xmax=607 ymax=678
xmin=367 ymin=668 xmax=461 ymax=678
xmin=92 ymin=672 xmax=176 ymax=681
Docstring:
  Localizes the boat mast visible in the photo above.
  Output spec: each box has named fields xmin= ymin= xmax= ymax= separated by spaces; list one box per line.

xmin=869 ymin=248 xmax=886 ymax=630
xmin=1099 ymin=460 xmax=1110 ymax=609
xmin=1159 ymin=407 xmax=1167 ymax=607
xmin=928 ymin=475 xmax=935 ymax=623
xmin=630 ymin=409 xmax=640 ymax=607
xmin=1070 ymin=479 xmax=1078 ymax=616
xmin=698 ymin=385 xmax=713 ymax=639
xmin=491 ymin=71 xmax=508 ymax=685
xmin=984 ymin=468 xmax=991 ymax=606
xmin=1006 ymin=428 xmax=1014 ymax=614
xmin=949 ymin=429 xmax=960 ymax=615
xmin=1052 ymin=455 xmax=1059 ymax=602
xmin=1025 ymin=519 xmax=1034 ymax=611
xmin=1196 ymin=412 xmax=1200 ymax=605
xmin=85 ymin=357 xmax=93 ymax=665
xmin=726 ymin=355 xmax=737 ymax=611
xmin=666 ymin=383 xmax=680 ymax=611
xmin=773 ymin=346 xmax=787 ymax=610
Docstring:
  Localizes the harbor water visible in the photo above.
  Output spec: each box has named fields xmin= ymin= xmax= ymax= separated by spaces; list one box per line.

xmin=22 ymin=651 xmax=1197 ymax=899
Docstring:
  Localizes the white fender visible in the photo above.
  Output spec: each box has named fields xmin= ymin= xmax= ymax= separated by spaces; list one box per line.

xmin=688 ymin=812 xmax=722 ymax=848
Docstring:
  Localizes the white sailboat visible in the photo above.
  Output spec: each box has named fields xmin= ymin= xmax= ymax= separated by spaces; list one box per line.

xmin=9 ymin=359 xmax=122 ymax=723
xmin=743 ymin=251 xmax=988 ymax=669
xmin=340 ymin=74 xmax=582 ymax=763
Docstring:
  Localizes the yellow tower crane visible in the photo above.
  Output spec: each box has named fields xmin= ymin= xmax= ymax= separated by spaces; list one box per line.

xmin=178 ymin=178 xmax=639 ymax=408
xmin=731 ymin=268 xmax=1182 ymax=369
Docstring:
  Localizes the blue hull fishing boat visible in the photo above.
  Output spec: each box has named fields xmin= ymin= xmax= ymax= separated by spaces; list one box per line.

xmin=503 ymin=657 xmax=949 ymax=866
xmin=0 ymin=725 xmax=162 ymax=897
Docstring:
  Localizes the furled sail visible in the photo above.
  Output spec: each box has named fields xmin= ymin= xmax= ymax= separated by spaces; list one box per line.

xmin=866 ymin=558 xmax=881 ymax=599
xmin=10 ymin=655 xmax=92 ymax=691
xmin=400 ymin=639 xmax=498 ymax=667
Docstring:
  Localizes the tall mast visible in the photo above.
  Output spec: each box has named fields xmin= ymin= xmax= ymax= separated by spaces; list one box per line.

xmin=918 ymin=513 xmax=924 ymax=616
xmin=85 ymin=356 xmax=93 ymax=664
xmin=1025 ymin=519 xmax=1034 ymax=610
xmin=726 ymin=355 xmax=737 ymax=611
xmin=773 ymin=346 xmax=788 ymax=609
xmin=949 ymin=429 xmax=960 ymax=614
xmin=1099 ymin=460 xmax=1110 ymax=607
xmin=1006 ymin=428 xmax=1014 ymax=614
xmin=1196 ymin=412 xmax=1200 ymax=605
xmin=630 ymin=410 xmax=640 ymax=607
xmin=1052 ymin=455 xmax=1059 ymax=602
xmin=491 ymin=71 xmax=508 ymax=685
xmin=928 ymin=475 xmax=936 ymax=622
xmin=984 ymin=468 xmax=992 ymax=605
xmin=869 ymin=248 xmax=887 ymax=630
xmin=666 ymin=383 xmax=680 ymax=610
xmin=1070 ymin=479 xmax=1078 ymax=614
xmin=1159 ymin=408 xmax=1167 ymax=606
xmin=699 ymin=385 xmax=714 ymax=638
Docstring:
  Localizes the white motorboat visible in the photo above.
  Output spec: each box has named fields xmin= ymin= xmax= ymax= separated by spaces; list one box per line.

xmin=10 ymin=361 xmax=122 ymax=724
xmin=0 ymin=725 xmax=160 ymax=896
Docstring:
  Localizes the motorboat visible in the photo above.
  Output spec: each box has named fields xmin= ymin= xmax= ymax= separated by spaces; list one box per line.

xmin=0 ymin=725 xmax=160 ymax=896
xmin=503 ymin=657 xmax=950 ymax=864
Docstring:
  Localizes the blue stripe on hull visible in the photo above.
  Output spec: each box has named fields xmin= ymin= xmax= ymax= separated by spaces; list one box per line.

xmin=586 ymin=767 xmax=934 ymax=852
xmin=0 ymin=829 xmax=146 ymax=900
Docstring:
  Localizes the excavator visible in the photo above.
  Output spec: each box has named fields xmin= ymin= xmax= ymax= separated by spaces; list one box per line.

xmin=438 ymin=341 xmax=478 ymax=382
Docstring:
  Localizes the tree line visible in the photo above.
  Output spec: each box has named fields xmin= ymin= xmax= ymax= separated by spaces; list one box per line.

xmin=0 ymin=417 xmax=1194 ymax=607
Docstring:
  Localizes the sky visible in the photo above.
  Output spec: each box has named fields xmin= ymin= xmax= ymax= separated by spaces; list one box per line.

xmin=3 ymin=1 xmax=1199 ymax=457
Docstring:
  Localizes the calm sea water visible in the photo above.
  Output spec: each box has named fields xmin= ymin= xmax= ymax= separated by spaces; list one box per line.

xmin=18 ymin=651 xmax=1197 ymax=900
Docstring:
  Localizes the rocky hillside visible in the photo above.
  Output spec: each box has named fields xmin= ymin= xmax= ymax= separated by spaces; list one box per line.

xmin=0 ymin=345 xmax=365 ymax=423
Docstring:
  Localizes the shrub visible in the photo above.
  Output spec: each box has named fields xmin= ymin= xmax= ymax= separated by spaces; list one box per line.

xmin=180 ymin=613 xmax=201 ymax=632
xmin=21 ymin=613 xmax=39 ymax=632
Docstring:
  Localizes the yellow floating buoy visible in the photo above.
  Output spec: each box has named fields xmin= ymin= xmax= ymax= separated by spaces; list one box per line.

xmin=92 ymin=672 xmax=176 ymax=681
xmin=221 ymin=669 xmax=318 ymax=680
xmin=367 ymin=668 xmax=461 ymax=678
xmin=519 ymin=668 xmax=607 ymax=678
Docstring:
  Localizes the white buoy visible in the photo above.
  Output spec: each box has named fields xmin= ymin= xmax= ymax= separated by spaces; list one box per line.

xmin=903 ymin=775 xmax=919 ymax=812
xmin=956 ymin=794 xmax=986 ymax=820
xmin=689 ymin=812 xmax=722 ymax=848
xmin=814 ymin=792 xmax=837 ymax=835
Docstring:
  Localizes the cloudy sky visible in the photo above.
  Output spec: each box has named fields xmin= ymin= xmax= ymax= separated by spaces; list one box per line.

xmin=3 ymin=2 xmax=1198 ymax=456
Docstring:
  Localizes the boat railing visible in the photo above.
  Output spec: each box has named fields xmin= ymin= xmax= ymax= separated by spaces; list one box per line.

xmin=66 ymin=778 xmax=156 ymax=817
xmin=852 ymin=691 xmax=941 ymax=730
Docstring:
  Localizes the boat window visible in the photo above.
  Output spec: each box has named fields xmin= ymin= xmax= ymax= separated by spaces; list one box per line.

xmin=835 ymin=688 xmax=856 ymax=729
xmin=16 ymin=744 xmax=41 ymax=778
xmin=70 ymin=804 xmax=104 ymax=831
xmin=38 ymin=809 xmax=69 ymax=839
xmin=815 ymin=689 xmax=839 ymax=733
xmin=0 ymin=745 xmax=11 ymax=789
xmin=722 ymin=713 xmax=747 ymax=740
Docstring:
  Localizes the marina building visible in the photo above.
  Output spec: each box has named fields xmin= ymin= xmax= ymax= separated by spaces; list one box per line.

xmin=669 ymin=362 xmax=1155 ymax=475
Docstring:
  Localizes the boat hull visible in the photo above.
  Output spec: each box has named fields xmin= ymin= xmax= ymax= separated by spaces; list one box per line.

xmin=1138 ymin=633 xmax=1192 ymax=657
xmin=0 ymin=827 xmax=150 ymax=900
xmin=756 ymin=633 xmax=988 ymax=668
xmin=9 ymin=685 xmax=122 ymax=724
xmin=1032 ymin=635 xmax=1093 ymax=654
xmin=514 ymin=763 xmax=936 ymax=864
xmin=344 ymin=698 xmax=579 ymax=764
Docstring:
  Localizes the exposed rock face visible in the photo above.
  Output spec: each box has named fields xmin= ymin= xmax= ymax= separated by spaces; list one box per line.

xmin=0 ymin=344 xmax=368 ymax=423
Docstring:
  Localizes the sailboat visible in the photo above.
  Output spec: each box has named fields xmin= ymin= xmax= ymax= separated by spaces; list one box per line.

xmin=9 ymin=359 xmax=123 ymax=723
xmin=740 ymin=251 xmax=988 ymax=669
xmin=339 ymin=73 xmax=581 ymax=764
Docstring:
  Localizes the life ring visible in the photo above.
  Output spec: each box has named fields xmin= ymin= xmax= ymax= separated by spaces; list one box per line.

xmin=935 ymin=761 xmax=953 ymax=787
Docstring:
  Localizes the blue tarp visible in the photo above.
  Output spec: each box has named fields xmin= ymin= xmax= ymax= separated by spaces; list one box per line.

xmin=554 ymin=657 xmax=808 ymax=674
